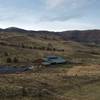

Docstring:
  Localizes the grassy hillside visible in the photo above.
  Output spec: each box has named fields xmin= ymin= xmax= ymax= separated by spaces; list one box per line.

xmin=0 ymin=30 xmax=100 ymax=100
xmin=0 ymin=36 xmax=100 ymax=65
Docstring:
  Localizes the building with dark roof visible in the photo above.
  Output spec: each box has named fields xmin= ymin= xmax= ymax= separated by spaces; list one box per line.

xmin=42 ymin=56 xmax=66 ymax=66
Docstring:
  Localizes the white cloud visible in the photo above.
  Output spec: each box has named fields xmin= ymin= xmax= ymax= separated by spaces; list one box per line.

xmin=43 ymin=0 xmax=65 ymax=9
xmin=27 ymin=20 xmax=97 ymax=31
xmin=40 ymin=0 xmax=97 ymax=22
xmin=42 ymin=0 xmax=96 ymax=10
xmin=0 ymin=0 xmax=99 ymax=31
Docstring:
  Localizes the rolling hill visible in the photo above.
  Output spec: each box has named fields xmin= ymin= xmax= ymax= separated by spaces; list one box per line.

xmin=0 ymin=27 xmax=100 ymax=44
xmin=0 ymin=27 xmax=99 ymax=65
xmin=0 ymin=27 xmax=100 ymax=100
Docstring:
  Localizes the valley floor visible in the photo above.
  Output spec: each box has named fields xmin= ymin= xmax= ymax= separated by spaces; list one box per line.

xmin=0 ymin=64 xmax=100 ymax=100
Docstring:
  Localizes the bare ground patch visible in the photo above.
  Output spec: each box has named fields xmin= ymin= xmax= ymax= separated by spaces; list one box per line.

xmin=67 ymin=65 xmax=100 ymax=76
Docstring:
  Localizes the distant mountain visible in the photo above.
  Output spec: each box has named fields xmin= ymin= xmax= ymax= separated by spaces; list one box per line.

xmin=60 ymin=30 xmax=100 ymax=44
xmin=0 ymin=27 xmax=100 ymax=44
xmin=2 ymin=27 xmax=28 ymax=33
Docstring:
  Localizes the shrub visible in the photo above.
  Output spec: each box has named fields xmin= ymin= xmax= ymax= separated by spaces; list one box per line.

xmin=13 ymin=57 xmax=19 ymax=63
xmin=7 ymin=57 xmax=12 ymax=63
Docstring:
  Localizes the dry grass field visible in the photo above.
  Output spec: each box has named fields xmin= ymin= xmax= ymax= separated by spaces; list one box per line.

xmin=0 ymin=31 xmax=100 ymax=100
xmin=67 ymin=65 xmax=100 ymax=76
xmin=1 ymin=65 xmax=100 ymax=100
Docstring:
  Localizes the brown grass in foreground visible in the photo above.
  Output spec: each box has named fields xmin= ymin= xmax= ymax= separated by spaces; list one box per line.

xmin=67 ymin=65 xmax=100 ymax=76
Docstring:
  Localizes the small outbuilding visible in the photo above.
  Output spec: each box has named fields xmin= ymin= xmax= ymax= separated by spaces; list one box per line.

xmin=42 ymin=56 xmax=66 ymax=66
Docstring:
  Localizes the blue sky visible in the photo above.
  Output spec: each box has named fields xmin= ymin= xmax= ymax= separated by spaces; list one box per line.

xmin=0 ymin=0 xmax=99 ymax=31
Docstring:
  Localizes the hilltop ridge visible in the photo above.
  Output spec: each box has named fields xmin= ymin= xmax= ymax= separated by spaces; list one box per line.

xmin=0 ymin=27 xmax=100 ymax=44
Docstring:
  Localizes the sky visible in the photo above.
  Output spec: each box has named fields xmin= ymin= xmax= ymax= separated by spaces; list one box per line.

xmin=0 ymin=0 xmax=99 ymax=31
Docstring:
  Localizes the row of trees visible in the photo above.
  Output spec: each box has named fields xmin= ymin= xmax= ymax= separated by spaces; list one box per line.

xmin=6 ymin=57 xmax=19 ymax=63
xmin=22 ymin=43 xmax=65 ymax=52
xmin=0 ymin=42 xmax=65 ymax=52
xmin=4 ymin=52 xmax=19 ymax=63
